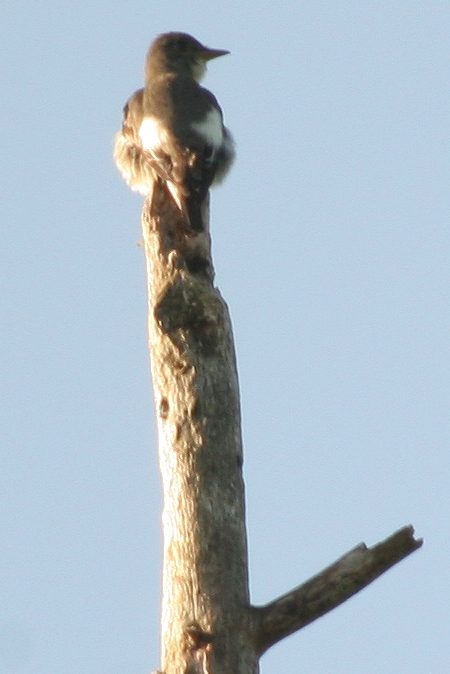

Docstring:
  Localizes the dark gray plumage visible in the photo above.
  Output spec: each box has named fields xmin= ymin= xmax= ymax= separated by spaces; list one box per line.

xmin=114 ymin=32 xmax=234 ymax=231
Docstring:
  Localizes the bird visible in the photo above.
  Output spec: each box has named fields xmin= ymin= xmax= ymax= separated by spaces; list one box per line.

xmin=114 ymin=32 xmax=235 ymax=232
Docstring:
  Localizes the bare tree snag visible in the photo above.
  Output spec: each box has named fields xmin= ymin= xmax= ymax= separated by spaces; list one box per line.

xmin=142 ymin=185 xmax=256 ymax=674
xmin=253 ymin=525 xmax=422 ymax=655
xmin=140 ymin=183 xmax=422 ymax=674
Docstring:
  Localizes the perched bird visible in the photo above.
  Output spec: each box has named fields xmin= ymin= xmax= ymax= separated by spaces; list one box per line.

xmin=114 ymin=32 xmax=235 ymax=231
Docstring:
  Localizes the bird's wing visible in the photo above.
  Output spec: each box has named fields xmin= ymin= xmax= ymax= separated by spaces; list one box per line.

xmin=121 ymin=89 xmax=144 ymax=145
xmin=129 ymin=76 xmax=226 ymax=230
xmin=113 ymin=89 xmax=161 ymax=195
xmin=162 ymin=77 xmax=226 ymax=229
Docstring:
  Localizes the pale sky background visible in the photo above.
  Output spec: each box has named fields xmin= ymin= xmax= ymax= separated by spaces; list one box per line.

xmin=1 ymin=2 xmax=449 ymax=673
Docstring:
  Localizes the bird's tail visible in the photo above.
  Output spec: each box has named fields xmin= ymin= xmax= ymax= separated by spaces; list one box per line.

xmin=166 ymin=182 xmax=207 ymax=232
xmin=185 ymin=194 xmax=207 ymax=232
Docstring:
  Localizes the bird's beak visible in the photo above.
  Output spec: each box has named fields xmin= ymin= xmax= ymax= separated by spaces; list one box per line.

xmin=201 ymin=47 xmax=230 ymax=61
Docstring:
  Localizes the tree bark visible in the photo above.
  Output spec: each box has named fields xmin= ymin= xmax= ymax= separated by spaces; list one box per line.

xmin=142 ymin=186 xmax=258 ymax=674
xmin=253 ymin=525 xmax=422 ymax=655
xmin=141 ymin=183 xmax=422 ymax=674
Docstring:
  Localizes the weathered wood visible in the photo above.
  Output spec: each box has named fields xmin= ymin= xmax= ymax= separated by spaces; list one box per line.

xmin=253 ymin=525 xmax=422 ymax=655
xmin=142 ymin=184 xmax=258 ymax=674
xmin=140 ymin=183 xmax=422 ymax=674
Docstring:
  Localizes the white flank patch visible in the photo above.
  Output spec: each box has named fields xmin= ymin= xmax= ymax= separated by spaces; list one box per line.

xmin=139 ymin=117 xmax=165 ymax=151
xmin=191 ymin=109 xmax=223 ymax=148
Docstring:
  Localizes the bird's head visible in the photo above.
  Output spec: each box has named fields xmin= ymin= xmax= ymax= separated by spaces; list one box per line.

xmin=146 ymin=32 xmax=229 ymax=82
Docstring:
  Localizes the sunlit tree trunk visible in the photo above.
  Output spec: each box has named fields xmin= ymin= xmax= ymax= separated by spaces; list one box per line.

xmin=141 ymin=183 xmax=422 ymax=674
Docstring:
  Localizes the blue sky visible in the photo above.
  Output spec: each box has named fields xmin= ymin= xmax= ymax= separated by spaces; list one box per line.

xmin=1 ymin=2 xmax=449 ymax=673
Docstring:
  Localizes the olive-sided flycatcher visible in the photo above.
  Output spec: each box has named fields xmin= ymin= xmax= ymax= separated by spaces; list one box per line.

xmin=114 ymin=32 xmax=235 ymax=232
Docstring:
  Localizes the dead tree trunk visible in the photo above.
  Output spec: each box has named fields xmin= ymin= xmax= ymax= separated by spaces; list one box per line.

xmin=141 ymin=184 xmax=422 ymax=674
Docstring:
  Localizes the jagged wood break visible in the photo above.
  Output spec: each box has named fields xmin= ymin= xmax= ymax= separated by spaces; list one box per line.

xmin=141 ymin=182 xmax=422 ymax=674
